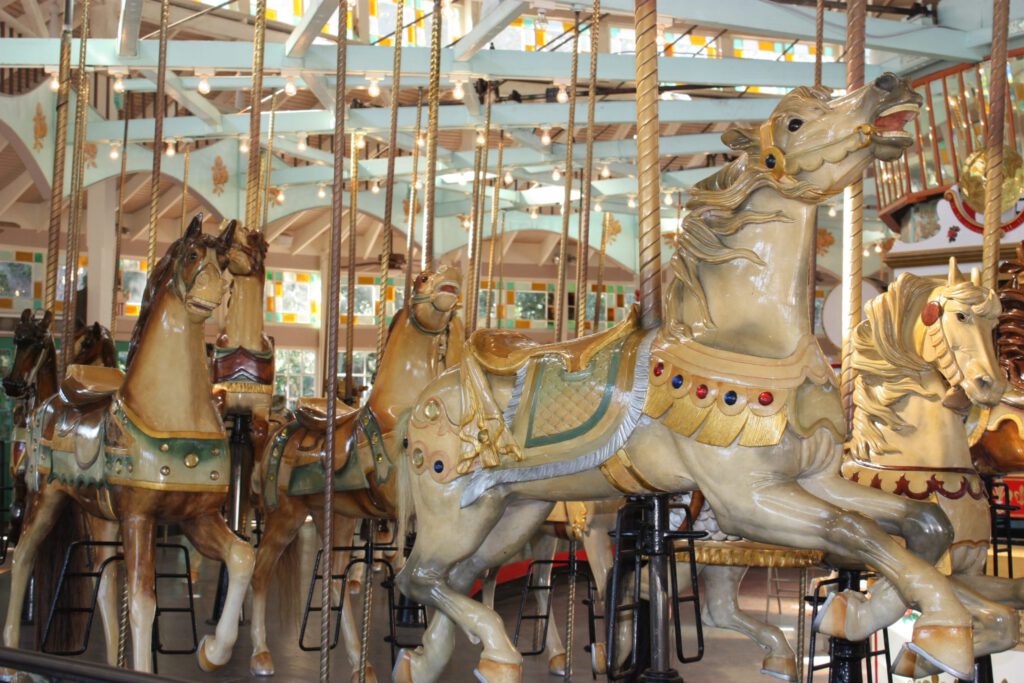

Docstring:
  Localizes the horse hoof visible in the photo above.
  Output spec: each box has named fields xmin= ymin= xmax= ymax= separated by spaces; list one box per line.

xmin=349 ymin=579 xmax=362 ymax=595
xmin=760 ymin=655 xmax=797 ymax=682
xmin=547 ymin=653 xmax=566 ymax=677
xmin=812 ymin=591 xmax=847 ymax=639
xmin=393 ymin=649 xmax=416 ymax=683
xmin=351 ymin=664 xmax=378 ymax=683
xmin=250 ymin=651 xmax=275 ymax=676
xmin=907 ymin=625 xmax=974 ymax=681
xmin=197 ymin=635 xmax=225 ymax=672
xmin=590 ymin=642 xmax=608 ymax=676
xmin=474 ymin=659 xmax=522 ymax=683
xmin=891 ymin=646 xmax=939 ymax=679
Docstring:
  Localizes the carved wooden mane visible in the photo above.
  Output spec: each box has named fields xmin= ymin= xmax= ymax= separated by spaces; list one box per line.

xmin=995 ymin=242 xmax=1024 ymax=391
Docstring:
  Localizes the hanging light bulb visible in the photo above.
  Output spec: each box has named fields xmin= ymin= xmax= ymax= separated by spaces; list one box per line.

xmin=462 ymin=216 xmax=471 ymax=229
xmin=414 ymin=178 xmax=423 ymax=190
xmin=239 ymin=137 xmax=250 ymax=154
xmin=276 ymin=189 xmax=285 ymax=205
xmin=371 ymin=180 xmax=381 ymax=194
xmin=475 ymin=129 xmax=486 ymax=146
xmin=416 ymin=134 xmax=426 ymax=147
xmin=165 ymin=140 xmax=176 ymax=157
xmin=530 ymin=207 xmax=539 ymax=220
xmin=663 ymin=192 xmax=673 ymax=206
xmin=113 ymin=74 xmax=125 ymax=94
xmin=367 ymin=77 xmax=381 ymax=98
xmin=503 ymin=170 xmax=513 ymax=185
xmin=284 ymin=75 xmax=298 ymax=97
xmin=552 ymin=167 xmax=561 ymax=182
xmin=297 ymin=133 xmax=308 ymax=151
xmin=862 ymin=248 xmax=870 ymax=257
xmin=874 ymin=242 xmax=882 ymax=253
xmin=452 ymin=80 xmax=465 ymax=100
xmin=600 ymin=164 xmax=611 ymax=179
xmin=355 ymin=132 xmax=366 ymax=150
xmin=197 ymin=75 xmax=211 ymax=95
xmin=49 ymin=72 xmax=60 ymax=92
xmin=109 ymin=142 xmax=120 ymax=160
xmin=594 ymin=201 xmax=603 ymax=212
xmin=828 ymin=204 xmax=837 ymax=218
xmin=556 ymin=83 xmax=569 ymax=104
xmin=540 ymin=128 xmax=552 ymax=146
xmin=318 ymin=184 xmax=327 ymax=199
xmin=627 ymin=195 xmax=637 ymax=209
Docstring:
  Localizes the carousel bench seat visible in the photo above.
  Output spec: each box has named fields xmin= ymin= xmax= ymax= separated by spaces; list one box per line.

xmin=59 ymin=364 xmax=125 ymax=407
xmin=295 ymin=397 xmax=357 ymax=431
xmin=469 ymin=305 xmax=640 ymax=375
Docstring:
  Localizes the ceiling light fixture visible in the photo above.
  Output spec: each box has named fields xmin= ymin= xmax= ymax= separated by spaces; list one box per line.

xmin=297 ymin=133 xmax=308 ymax=151
xmin=284 ymin=74 xmax=298 ymax=97
xmin=556 ymin=84 xmax=569 ymax=104
xmin=600 ymin=164 xmax=611 ymax=179
xmin=367 ymin=77 xmax=381 ymax=98
xmin=540 ymin=128 xmax=552 ymax=146
xmin=109 ymin=142 xmax=120 ymax=160
xmin=503 ymin=170 xmax=513 ymax=185
xmin=452 ymin=80 xmax=465 ymax=100
xmin=318 ymin=184 xmax=327 ymax=199
xmin=239 ymin=137 xmax=250 ymax=154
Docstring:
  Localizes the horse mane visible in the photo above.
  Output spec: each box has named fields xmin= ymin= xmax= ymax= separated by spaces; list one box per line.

xmin=849 ymin=272 xmax=996 ymax=459
xmin=995 ymin=242 xmax=1024 ymax=390
xmin=245 ymin=228 xmax=269 ymax=280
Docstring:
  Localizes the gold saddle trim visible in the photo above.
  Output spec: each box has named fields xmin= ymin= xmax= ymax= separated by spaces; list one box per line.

xmin=295 ymin=397 xmax=357 ymax=431
xmin=470 ymin=306 xmax=639 ymax=376
xmin=689 ymin=540 xmax=824 ymax=569
xmin=60 ymin=364 xmax=125 ymax=407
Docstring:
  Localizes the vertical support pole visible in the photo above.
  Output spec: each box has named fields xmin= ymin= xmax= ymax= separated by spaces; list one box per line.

xmin=85 ymin=180 xmax=117 ymax=330
xmin=468 ymin=85 xmax=493 ymax=337
xmin=983 ymin=0 xmax=1010 ymax=289
xmin=592 ymin=212 xmax=609 ymax=328
xmin=642 ymin=494 xmax=681 ymax=682
xmin=343 ymin=133 xmax=359 ymax=402
xmin=245 ymin=0 xmax=268 ymax=229
xmin=146 ymin=0 xmax=170 ymax=269
xmin=554 ymin=12 xmax=580 ymax=342
xmin=404 ymin=89 xmax=424 ymax=309
xmin=178 ymin=145 xmax=191 ymax=235
xmin=840 ymin=0 xmax=866 ymax=422
xmin=484 ymin=137 xmax=504 ymax=329
xmin=45 ymin=0 xmax=74 ymax=314
xmin=575 ymin=0 xmax=601 ymax=338
xmin=111 ymin=93 xmax=131 ymax=335
xmin=378 ymin=0 xmax=405 ymax=356
xmin=466 ymin=138 xmax=484 ymax=335
xmin=420 ymin=0 xmax=444 ymax=271
xmin=827 ymin=570 xmax=866 ymax=683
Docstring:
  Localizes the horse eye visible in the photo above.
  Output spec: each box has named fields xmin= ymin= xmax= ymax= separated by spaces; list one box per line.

xmin=956 ymin=312 xmax=967 ymax=322
xmin=189 ymin=251 xmax=199 ymax=262
xmin=787 ymin=118 xmax=803 ymax=132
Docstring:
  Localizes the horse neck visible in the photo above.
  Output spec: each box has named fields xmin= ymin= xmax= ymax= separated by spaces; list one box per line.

xmin=674 ymin=189 xmax=816 ymax=358
xmin=121 ymin=289 xmax=222 ymax=434
xmin=33 ymin=340 xmax=58 ymax=406
xmin=222 ymin=274 xmax=266 ymax=350
xmin=368 ymin=308 xmax=444 ymax=429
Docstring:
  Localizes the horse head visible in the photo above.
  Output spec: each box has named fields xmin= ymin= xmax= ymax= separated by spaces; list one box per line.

xmin=217 ymin=219 xmax=267 ymax=279
xmin=408 ymin=264 xmax=461 ymax=333
xmin=720 ymin=72 xmax=921 ymax=199
xmin=72 ymin=321 xmax=118 ymax=368
xmin=4 ymin=308 xmax=54 ymax=399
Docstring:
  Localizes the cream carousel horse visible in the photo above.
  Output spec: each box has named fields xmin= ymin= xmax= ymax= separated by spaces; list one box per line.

xmin=248 ymin=265 xmax=463 ymax=680
xmin=394 ymin=74 xmax=1020 ymax=683
xmin=2 ymin=217 xmax=253 ymax=674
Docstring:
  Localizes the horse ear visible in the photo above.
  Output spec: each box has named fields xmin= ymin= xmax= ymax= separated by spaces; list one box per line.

xmin=722 ymin=127 xmax=758 ymax=151
xmin=218 ymin=219 xmax=238 ymax=247
xmin=40 ymin=310 xmax=53 ymax=330
xmin=921 ymin=300 xmax=942 ymax=326
xmin=92 ymin=321 xmax=101 ymax=335
xmin=947 ymin=257 xmax=963 ymax=285
xmin=971 ymin=267 xmax=981 ymax=287
xmin=185 ymin=213 xmax=204 ymax=238
xmin=20 ymin=309 xmax=31 ymax=322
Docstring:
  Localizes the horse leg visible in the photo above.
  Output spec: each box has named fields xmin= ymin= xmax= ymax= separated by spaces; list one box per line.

xmin=182 ymin=512 xmax=255 ymax=671
xmin=85 ymin=516 xmax=121 ymax=666
xmin=2 ymin=487 xmax=67 ymax=653
xmin=700 ymin=565 xmax=796 ymax=682
xmin=249 ymin=497 xmax=307 ymax=676
xmin=950 ymin=542 xmax=1024 ymax=608
xmin=580 ymin=512 xmax=615 ymax=675
xmin=122 ymin=514 xmax=157 ymax=673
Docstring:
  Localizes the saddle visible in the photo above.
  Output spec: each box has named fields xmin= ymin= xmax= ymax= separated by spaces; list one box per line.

xmin=470 ymin=306 xmax=640 ymax=376
xmin=59 ymin=364 xmax=125 ymax=408
xmin=295 ymin=397 xmax=357 ymax=431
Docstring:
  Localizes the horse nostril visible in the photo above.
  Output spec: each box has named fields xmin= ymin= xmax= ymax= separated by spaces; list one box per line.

xmin=874 ymin=73 xmax=898 ymax=92
xmin=976 ymin=375 xmax=994 ymax=390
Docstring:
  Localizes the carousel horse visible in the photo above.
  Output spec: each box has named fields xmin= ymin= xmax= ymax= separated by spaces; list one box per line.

xmin=1 ymin=216 xmax=254 ymax=674
xmin=3 ymin=313 xmax=118 ymax=550
xmin=394 ymin=74 xmax=1020 ymax=683
xmin=248 ymin=265 xmax=464 ymax=680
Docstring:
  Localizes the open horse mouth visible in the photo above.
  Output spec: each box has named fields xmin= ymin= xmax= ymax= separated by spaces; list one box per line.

xmin=186 ymin=296 xmax=220 ymax=314
xmin=437 ymin=284 xmax=459 ymax=296
xmin=871 ymin=104 xmax=918 ymax=144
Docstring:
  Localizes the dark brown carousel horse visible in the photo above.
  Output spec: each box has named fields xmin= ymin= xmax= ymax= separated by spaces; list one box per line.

xmin=248 ymin=265 xmax=463 ymax=680
xmin=2 ymin=216 xmax=253 ymax=673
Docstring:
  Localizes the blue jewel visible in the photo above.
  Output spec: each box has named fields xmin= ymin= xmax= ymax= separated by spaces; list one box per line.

xmin=671 ymin=374 xmax=684 ymax=389
xmin=724 ymin=390 xmax=738 ymax=406
xmin=433 ymin=460 xmax=444 ymax=473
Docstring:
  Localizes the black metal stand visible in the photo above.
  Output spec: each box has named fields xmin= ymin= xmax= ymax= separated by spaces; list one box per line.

xmin=210 ymin=412 xmax=252 ymax=624
xmin=806 ymin=571 xmax=892 ymax=683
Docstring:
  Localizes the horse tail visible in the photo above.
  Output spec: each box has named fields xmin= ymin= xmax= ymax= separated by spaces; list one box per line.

xmin=33 ymin=502 xmax=91 ymax=653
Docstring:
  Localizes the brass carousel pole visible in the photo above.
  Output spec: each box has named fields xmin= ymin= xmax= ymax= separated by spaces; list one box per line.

xmin=179 ymin=144 xmax=191 ymax=235
xmin=592 ymin=211 xmax=609 ymax=327
xmin=575 ymin=0 xmax=601 ymax=338
xmin=420 ymin=0 xmax=444 ymax=271
xmin=377 ymin=0 xmax=405 ymax=358
xmin=554 ymin=11 xmax=581 ymax=342
xmin=60 ymin=0 xmax=92 ymax=372
xmin=145 ymin=0 xmax=170 ymax=270
xmin=484 ymin=133 xmax=504 ymax=329
xmin=45 ymin=0 xmax=74 ymax=313
xmin=634 ymin=0 xmax=663 ymax=332
xmin=466 ymin=84 xmax=493 ymax=335
xmin=497 ymin=210 xmax=507 ymax=327
xmin=343 ymin=132 xmax=359 ymax=402
xmin=245 ymin=0 xmax=268 ymax=229
xmin=840 ymin=0 xmax=867 ymax=421
xmin=320 ymin=3 xmax=348 ymax=681
xmin=807 ymin=0 xmax=824 ymax=328
xmin=983 ymin=0 xmax=1011 ymax=289
xmin=111 ymin=92 xmax=130 ymax=339
xmin=404 ymin=88 xmax=424 ymax=308
xmin=259 ymin=94 xmax=278 ymax=232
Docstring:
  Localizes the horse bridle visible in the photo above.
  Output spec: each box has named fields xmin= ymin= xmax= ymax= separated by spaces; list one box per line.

xmin=171 ymin=240 xmax=219 ymax=301
xmin=409 ymin=287 xmax=457 ymax=336
xmin=920 ymin=296 xmax=968 ymax=392
xmin=758 ymin=117 xmax=875 ymax=182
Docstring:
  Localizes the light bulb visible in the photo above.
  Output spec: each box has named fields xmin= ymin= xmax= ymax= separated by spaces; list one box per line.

xmin=663 ymin=193 xmax=673 ymax=206
xmin=600 ymin=164 xmax=611 ymax=179
xmin=165 ymin=140 xmax=176 ymax=157
xmin=197 ymin=76 xmax=210 ymax=95
xmin=318 ymin=185 xmax=327 ymax=199
xmin=276 ymin=189 xmax=285 ymax=205
xmin=530 ymin=207 xmax=538 ymax=220
xmin=863 ymin=249 xmax=870 ymax=257
xmin=297 ymin=133 xmax=308 ymax=151
xmin=594 ymin=201 xmax=603 ymax=212
xmin=552 ymin=168 xmax=561 ymax=182
xmin=284 ymin=75 xmax=297 ymax=97
xmin=109 ymin=143 xmax=120 ymax=160
xmin=49 ymin=72 xmax=59 ymax=92
xmin=874 ymin=243 xmax=882 ymax=253
xmin=113 ymin=75 xmax=125 ymax=94
xmin=452 ymin=80 xmax=465 ymax=100
xmin=556 ymin=84 xmax=569 ymax=104
xmin=503 ymin=170 xmax=513 ymax=185
xmin=239 ymin=137 xmax=250 ymax=154
xmin=417 ymin=135 xmax=426 ymax=147
xmin=355 ymin=133 xmax=366 ymax=150
xmin=540 ymin=128 xmax=552 ymax=145
xmin=414 ymin=178 xmax=423 ymax=189
xmin=371 ymin=181 xmax=381 ymax=194
xmin=462 ymin=217 xmax=471 ymax=229
xmin=475 ymin=129 xmax=486 ymax=146
xmin=458 ymin=174 xmax=468 ymax=186
xmin=627 ymin=195 xmax=637 ymax=209
xmin=367 ymin=78 xmax=381 ymax=98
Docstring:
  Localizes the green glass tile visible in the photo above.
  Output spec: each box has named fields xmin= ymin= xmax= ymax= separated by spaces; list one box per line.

xmin=34 ymin=253 xmax=43 ymax=263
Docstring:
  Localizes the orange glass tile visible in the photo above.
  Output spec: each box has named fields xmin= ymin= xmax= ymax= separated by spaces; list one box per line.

xmin=14 ymin=251 xmax=32 ymax=262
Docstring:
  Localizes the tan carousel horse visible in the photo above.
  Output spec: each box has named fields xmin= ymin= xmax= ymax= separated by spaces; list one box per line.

xmin=248 ymin=265 xmax=463 ymax=680
xmin=392 ymin=74 xmax=1021 ymax=683
xmin=1 ymin=216 xmax=254 ymax=674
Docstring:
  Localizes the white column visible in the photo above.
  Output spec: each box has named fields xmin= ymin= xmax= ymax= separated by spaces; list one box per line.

xmin=85 ymin=178 xmax=118 ymax=330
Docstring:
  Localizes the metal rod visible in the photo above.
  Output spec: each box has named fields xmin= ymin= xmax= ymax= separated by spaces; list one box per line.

xmin=140 ymin=0 xmax=234 ymax=40
xmin=146 ymin=0 xmax=171 ymax=269
xmin=497 ymin=210 xmax=507 ymax=328
xmin=814 ymin=0 xmax=824 ymax=88
xmin=484 ymin=136 xmax=504 ymax=329
xmin=344 ymin=131 xmax=359 ymax=402
xmin=245 ymin=0 xmax=268 ymax=228
xmin=404 ymin=88 xmax=424 ymax=309
xmin=983 ymin=0 xmax=1010 ymax=289
xmin=554 ymin=11 xmax=581 ymax=342
xmin=575 ymin=1 xmax=601 ymax=339
xmin=472 ymin=86 xmax=493 ymax=335
xmin=420 ymin=0 xmax=443 ymax=271
xmin=320 ymin=3 xmax=349 ymax=680
xmin=178 ymin=144 xmax=190 ymax=235
xmin=592 ymin=211 xmax=609 ymax=328
xmin=44 ymin=0 xmax=74 ymax=314
xmin=466 ymin=141 xmax=483 ymax=335
xmin=633 ymin=0 xmax=663 ymax=331
xmin=111 ymin=92 xmax=130 ymax=334
xmin=259 ymin=94 xmax=278 ymax=233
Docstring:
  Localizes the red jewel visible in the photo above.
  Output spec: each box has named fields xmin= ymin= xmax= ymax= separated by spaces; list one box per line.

xmin=695 ymin=384 xmax=709 ymax=399
xmin=758 ymin=391 xmax=774 ymax=406
xmin=653 ymin=362 xmax=664 ymax=377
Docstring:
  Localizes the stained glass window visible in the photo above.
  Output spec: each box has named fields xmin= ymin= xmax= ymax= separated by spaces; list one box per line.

xmin=0 ymin=250 xmax=43 ymax=315
xmin=265 ymin=269 xmax=322 ymax=325
xmin=118 ymin=257 xmax=149 ymax=318
xmin=275 ymin=347 xmax=318 ymax=409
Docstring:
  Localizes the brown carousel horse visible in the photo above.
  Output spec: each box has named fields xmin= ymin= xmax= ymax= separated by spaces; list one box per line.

xmin=248 ymin=265 xmax=463 ymax=680
xmin=2 ymin=216 xmax=253 ymax=674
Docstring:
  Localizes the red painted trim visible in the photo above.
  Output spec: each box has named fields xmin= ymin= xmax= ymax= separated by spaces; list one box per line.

xmin=468 ymin=550 xmax=589 ymax=597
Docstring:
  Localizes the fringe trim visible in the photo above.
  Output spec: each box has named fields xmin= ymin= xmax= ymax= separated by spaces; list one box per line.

xmin=460 ymin=330 xmax=656 ymax=508
xmin=502 ymin=364 xmax=529 ymax=428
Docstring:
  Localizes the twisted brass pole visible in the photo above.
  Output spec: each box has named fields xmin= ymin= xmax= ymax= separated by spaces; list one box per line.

xmin=592 ymin=211 xmax=609 ymax=327
xmin=344 ymin=132 xmax=359 ymax=402
xmin=61 ymin=0 xmax=91 ymax=372
xmin=146 ymin=0 xmax=170 ymax=270
xmin=111 ymin=93 xmax=130 ymax=334
xmin=633 ymin=0 xmax=663 ymax=330
xmin=320 ymin=3 xmax=349 ymax=680
xmin=377 ymin=0 xmax=405 ymax=358
xmin=497 ymin=210 xmax=507 ymax=328
xmin=245 ymin=0 xmax=268 ymax=228
xmin=809 ymin=0 xmax=824 ymax=328
xmin=45 ymin=0 xmax=74 ymax=313
xmin=814 ymin=0 xmax=824 ymax=88
xmin=421 ymin=0 xmax=443 ymax=271
xmin=840 ymin=0 xmax=867 ymax=422
xmin=404 ymin=88 xmax=424 ymax=308
xmin=983 ymin=0 xmax=1010 ymax=289
xmin=472 ymin=86 xmax=493 ymax=335
xmin=575 ymin=0 xmax=600 ymax=338
xmin=178 ymin=145 xmax=191 ymax=235
xmin=554 ymin=11 xmax=581 ymax=342
xmin=259 ymin=94 xmax=278 ymax=232
xmin=466 ymin=142 xmax=483 ymax=334
xmin=485 ymin=136 xmax=504 ymax=329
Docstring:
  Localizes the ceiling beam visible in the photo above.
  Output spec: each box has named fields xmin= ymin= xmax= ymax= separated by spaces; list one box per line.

xmin=362 ymin=221 xmax=384 ymax=260
xmin=266 ymin=209 xmax=307 ymax=242
xmin=537 ymin=233 xmax=560 ymax=265
xmin=117 ymin=0 xmax=143 ymax=56
xmin=286 ymin=0 xmax=336 ymax=58
xmin=141 ymin=70 xmax=222 ymax=127
xmin=453 ymin=0 xmax=529 ymax=62
xmin=20 ymin=0 xmax=48 ymax=36
xmin=290 ymin=212 xmax=333 ymax=254
xmin=300 ymin=70 xmax=334 ymax=112
xmin=127 ymin=189 xmax=180 ymax=239
xmin=0 ymin=172 xmax=34 ymax=215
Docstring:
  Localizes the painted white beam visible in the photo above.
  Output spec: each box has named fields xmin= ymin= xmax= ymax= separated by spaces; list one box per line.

xmin=301 ymin=70 xmax=335 ymax=112
xmin=141 ymin=71 xmax=222 ymax=127
xmin=127 ymin=189 xmax=180 ymax=239
xmin=290 ymin=212 xmax=333 ymax=254
xmin=0 ymin=171 xmax=33 ymax=214
xmin=117 ymin=0 xmax=144 ymax=56
xmin=361 ymin=221 xmax=384 ymax=260
xmin=266 ymin=210 xmax=307 ymax=242
xmin=286 ymin=0 xmax=336 ymax=58
xmin=21 ymin=0 xmax=48 ymax=37
xmin=453 ymin=0 xmax=529 ymax=61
